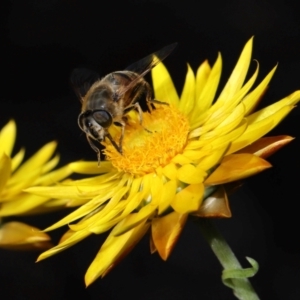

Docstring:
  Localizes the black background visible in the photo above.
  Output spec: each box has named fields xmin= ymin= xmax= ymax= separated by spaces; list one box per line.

xmin=1 ymin=1 xmax=300 ymax=299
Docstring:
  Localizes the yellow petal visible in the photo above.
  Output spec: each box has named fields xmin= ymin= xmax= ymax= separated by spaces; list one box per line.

xmin=151 ymin=61 xmax=179 ymax=107
xmin=162 ymin=162 xmax=177 ymax=180
xmin=197 ymin=144 xmax=229 ymax=171
xmin=193 ymin=56 xmax=257 ymax=129
xmin=247 ymin=90 xmax=300 ymax=123
xmin=41 ymin=198 xmax=69 ymax=208
xmin=58 ymin=229 xmax=76 ymax=243
xmin=211 ymin=60 xmax=258 ymax=117
xmin=171 ymin=183 xmax=204 ymax=213
xmin=236 ymin=135 xmax=294 ymax=158
xmin=139 ymin=173 xmax=152 ymax=198
xmin=172 ymin=154 xmax=192 ymax=165
xmin=0 ymin=221 xmax=52 ymax=250
xmin=34 ymin=164 xmax=73 ymax=186
xmin=195 ymin=60 xmax=211 ymax=105
xmin=91 ymin=186 xmax=128 ymax=219
xmin=152 ymin=212 xmax=188 ymax=260
xmin=243 ymin=66 xmax=277 ymax=116
xmin=3 ymin=167 xmax=42 ymax=199
xmin=9 ymin=141 xmax=57 ymax=184
xmin=215 ymin=37 xmax=253 ymax=104
xmin=191 ymin=110 xmax=231 ymax=137
xmin=183 ymin=149 xmax=210 ymax=161
xmin=121 ymin=192 xmax=145 ymax=217
xmin=195 ymin=55 xmax=221 ymax=113
xmin=85 ymin=220 xmax=150 ymax=286
xmin=179 ymin=64 xmax=195 ymax=115
xmin=0 ymin=153 xmax=11 ymax=193
xmin=69 ymin=187 xmax=129 ymax=231
xmin=113 ymin=205 xmax=156 ymax=236
xmin=68 ymin=203 xmax=124 ymax=236
xmin=228 ymin=105 xmax=293 ymax=154
xmin=87 ymin=217 xmax=125 ymax=235
xmin=150 ymin=175 xmax=163 ymax=205
xmin=0 ymin=120 xmax=16 ymax=156
xmin=43 ymin=202 xmax=102 ymax=231
xmin=210 ymin=120 xmax=248 ymax=149
xmin=158 ymin=180 xmax=177 ymax=214
xmin=23 ymin=198 xmax=69 ymax=214
xmin=25 ymin=183 xmax=112 ymax=200
xmin=43 ymin=187 xmax=119 ymax=231
xmin=193 ymin=186 xmax=231 ymax=218
xmin=63 ymin=170 xmax=120 ymax=186
xmin=127 ymin=176 xmax=142 ymax=198
xmin=69 ymin=161 xmax=113 ymax=174
xmin=185 ymin=140 xmax=209 ymax=150
xmin=37 ymin=229 xmax=91 ymax=261
xmin=177 ymin=164 xmax=206 ymax=184
xmin=0 ymin=193 xmax=51 ymax=216
xmin=205 ymin=154 xmax=272 ymax=185
xmin=209 ymin=103 xmax=246 ymax=137
xmin=11 ymin=148 xmax=25 ymax=172
xmin=40 ymin=154 xmax=60 ymax=174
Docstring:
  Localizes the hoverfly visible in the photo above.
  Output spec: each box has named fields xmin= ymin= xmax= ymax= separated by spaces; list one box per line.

xmin=71 ymin=43 xmax=177 ymax=163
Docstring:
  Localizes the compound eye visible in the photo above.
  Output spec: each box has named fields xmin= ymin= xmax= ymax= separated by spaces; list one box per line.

xmin=92 ymin=110 xmax=112 ymax=128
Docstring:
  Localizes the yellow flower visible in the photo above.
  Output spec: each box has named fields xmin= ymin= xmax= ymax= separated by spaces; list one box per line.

xmin=0 ymin=120 xmax=73 ymax=250
xmin=27 ymin=38 xmax=300 ymax=285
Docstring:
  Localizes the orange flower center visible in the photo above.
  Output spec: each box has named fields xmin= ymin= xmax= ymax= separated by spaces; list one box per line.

xmin=102 ymin=105 xmax=189 ymax=175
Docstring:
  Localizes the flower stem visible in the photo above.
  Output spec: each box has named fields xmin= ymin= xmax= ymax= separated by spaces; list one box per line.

xmin=196 ymin=218 xmax=260 ymax=300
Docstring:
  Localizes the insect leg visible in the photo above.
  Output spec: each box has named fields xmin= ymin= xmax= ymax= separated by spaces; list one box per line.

xmin=123 ymin=102 xmax=143 ymax=125
xmin=106 ymin=131 xmax=123 ymax=154
xmin=138 ymin=81 xmax=169 ymax=109
xmin=149 ymin=98 xmax=169 ymax=106
xmin=106 ymin=119 xmax=126 ymax=155
xmin=118 ymin=123 xmax=125 ymax=153
xmin=134 ymin=102 xmax=152 ymax=133
xmin=86 ymin=136 xmax=101 ymax=166
xmin=123 ymin=102 xmax=152 ymax=133
xmin=134 ymin=102 xmax=143 ymax=125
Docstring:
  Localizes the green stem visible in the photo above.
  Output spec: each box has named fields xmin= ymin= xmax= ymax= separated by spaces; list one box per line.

xmin=196 ymin=218 xmax=260 ymax=300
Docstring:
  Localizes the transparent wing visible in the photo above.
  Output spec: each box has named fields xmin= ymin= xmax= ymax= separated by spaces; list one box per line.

xmin=126 ymin=43 xmax=177 ymax=75
xmin=118 ymin=43 xmax=177 ymax=96
xmin=70 ymin=68 xmax=100 ymax=101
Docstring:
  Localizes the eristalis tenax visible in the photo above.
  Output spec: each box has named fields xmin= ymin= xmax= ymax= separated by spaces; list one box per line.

xmin=71 ymin=43 xmax=177 ymax=163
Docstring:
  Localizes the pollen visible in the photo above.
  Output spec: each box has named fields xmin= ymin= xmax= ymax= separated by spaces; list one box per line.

xmin=103 ymin=105 xmax=189 ymax=175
